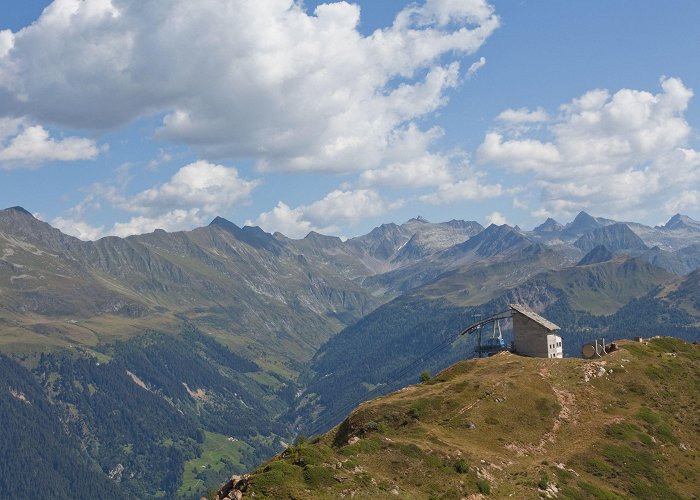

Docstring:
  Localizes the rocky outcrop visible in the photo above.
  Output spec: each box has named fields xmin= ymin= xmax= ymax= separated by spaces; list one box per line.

xmin=212 ymin=475 xmax=248 ymax=500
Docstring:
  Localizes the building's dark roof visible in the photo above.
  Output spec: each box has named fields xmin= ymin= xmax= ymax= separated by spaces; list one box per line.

xmin=509 ymin=304 xmax=560 ymax=331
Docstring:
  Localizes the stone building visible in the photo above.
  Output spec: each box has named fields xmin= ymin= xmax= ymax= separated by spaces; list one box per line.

xmin=510 ymin=304 xmax=562 ymax=358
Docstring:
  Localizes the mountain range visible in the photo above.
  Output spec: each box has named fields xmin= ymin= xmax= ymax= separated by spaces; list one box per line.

xmin=2 ymin=206 xmax=700 ymax=498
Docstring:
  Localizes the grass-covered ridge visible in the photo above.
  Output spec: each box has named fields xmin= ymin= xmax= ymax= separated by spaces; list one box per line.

xmin=218 ymin=337 xmax=700 ymax=499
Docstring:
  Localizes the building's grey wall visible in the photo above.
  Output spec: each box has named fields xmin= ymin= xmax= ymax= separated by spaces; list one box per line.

xmin=512 ymin=311 xmax=559 ymax=358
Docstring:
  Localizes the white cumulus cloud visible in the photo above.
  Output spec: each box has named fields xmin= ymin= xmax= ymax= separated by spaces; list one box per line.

xmin=358 ymin=124 xmax=454 ymax=188
xmin=304 ymin=189 xmax=395 ymax=223
xmin=0 ymin=30 xmax=13 ymax=58
xmin=466 ymin=57 xmax=486 ymax=78
xmin=251 ymin=202 xmax=322 ymax=239
xmin=0 ymin=0 xmax=499 ymax=173
xmin=485 ymin=211 xmax=507 ymax=225
xmin=107 ymin=161 xmax=259 ymax=235
xmin=496 ymin=107 xmax=549 ymax=124
xmin=121 ymin=160 xmax=259 ymax=216
xmin=251 ymin=189 xmax=401 ymax=238
xmin=0 ymin=119 xmax=101 ymax=168
xmin=54 ymin=160 xmax=260 ymax=239
xmin=476 ymin=77 xmax=700 ymax=219
xmin=52 ymin=216 xmax=105 ymax=241
xmin=663 ymin=190 xmax=700 ymax=215
xmin=359 ymin=153 xmax=453 ymax=188
xmin=109 ymin=209 xmax=206 ymax=238
xmin=419 ymin=172 xmax=504 ymax=204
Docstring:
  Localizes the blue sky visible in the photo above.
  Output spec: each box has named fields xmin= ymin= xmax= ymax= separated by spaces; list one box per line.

xmin=1 ymin=0 xmax=699 ymax=239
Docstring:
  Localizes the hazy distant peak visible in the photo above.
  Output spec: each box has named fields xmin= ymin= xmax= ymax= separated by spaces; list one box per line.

xmin=484 ymin=223 xmax=514 ymax=232
xmin=574 ymin=223 xmax=648 ymax=253
xmin=663 ymin=213 xmax=700 ymax=231
xmin=534 ymin=217 xmax=563 ymax=233
xmin=304 ymin=230 xmax=324 ymax=239
xmin=462 ymin=223 xmax=524 ymax=250
xmin=567 ymin=211 xmax=599 ymax=229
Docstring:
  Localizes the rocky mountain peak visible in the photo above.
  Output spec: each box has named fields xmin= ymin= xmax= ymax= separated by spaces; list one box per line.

xmin=663 ymin=213 xmax=700 ymax=232
xmin=534 ymin=217 xmax=564 ymax=233
xmin=0 ymin=206 xmax=39 ymax=225
xmin=208 ymin=216 xmax=283 ymax=254
xmin=483 ymin=223 xmax=516 ymax=235
xmin=574 ymin=223 xmax=648 ymax=253
xmin=348 ymin=223 xmax=407 ymax=260
xmin=451 ymin=223 xmax=529 ymax=258
xmin=5 ymin=206 xmax=33 ymax=216
xmin=574 ymin=223 xmax=649 ymax=252
xmin=303 ymin=230 xmax=343 ymax=247
xmin=0 ymin=205 xmax=85 ymax=251
xmin=564 ymin=211 xmax=601 ymax=235
xmin=209 ymin=216 xmax=240 ymax=230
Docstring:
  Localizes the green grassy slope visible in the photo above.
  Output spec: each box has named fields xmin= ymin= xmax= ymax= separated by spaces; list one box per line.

xmin=179 ymin=431 xmax=254 ymax=498
xmin=220 ymin=337 xmax=700 ymax=499
xmin=541 ymin=257 xmax=674 ymax=315
xmin=0 ymin=208 xmax=382 ymax=370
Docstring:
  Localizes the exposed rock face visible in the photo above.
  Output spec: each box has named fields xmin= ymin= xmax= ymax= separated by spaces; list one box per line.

xmin=563 ymin=211 xmax=602 ymax=236
xmin=663 ymin=213 xmax=700 ymax=232
xmin=444 ymin=224 xmax=532 ymax=259
xmin=347 ymin=218 xmax=483 ymax=267
xmin=213 ymin=475 xmax=248 ymax=500
xmin=534 ymin=217 xmax=564 ymax=233
xmin=360 ymin=223 xmax=559 ymax=296
xmin=391 ymin=220 xmax=483 ymax=264
xmin=209 ymin=216 xmax=285 ymax=255
xmin=574 ymin=223 xmax=648 ymax=253
xmin=108 ymin=464 xmax=125 ymax=482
